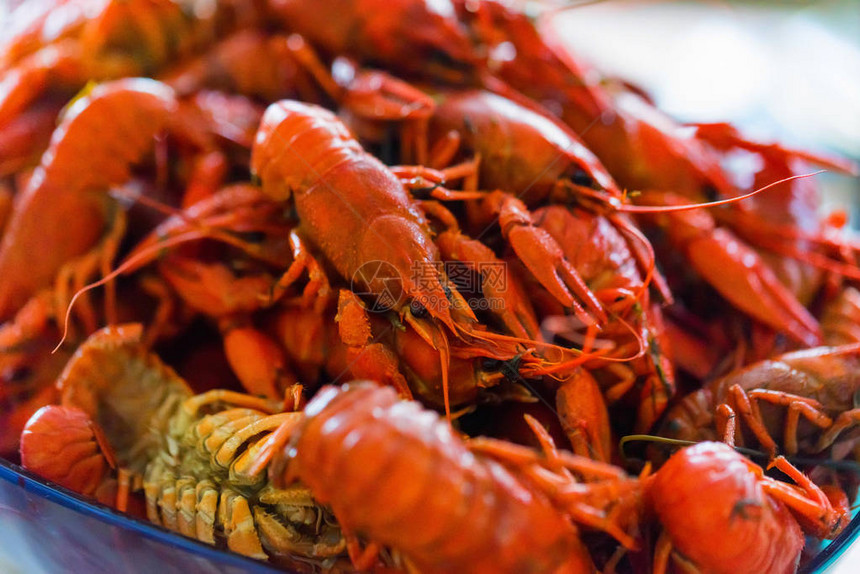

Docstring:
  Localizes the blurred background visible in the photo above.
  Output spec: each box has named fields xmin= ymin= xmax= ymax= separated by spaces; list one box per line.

xmin=549 ymin=0 xmax=860 ymax=219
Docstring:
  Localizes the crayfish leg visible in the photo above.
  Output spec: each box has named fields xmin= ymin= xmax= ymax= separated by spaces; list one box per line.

xmin=817 ymin=408 xmax=860 ymax=452
xmin=196 ymin=480 xmax=219 ymax=545
xmin=220 ymin=489 xmax=267 ymax=559
xmin=344 ymin=532 xmax=381 ymax=572
xmin=221 ymin=320 xmax=297 ymax=400
xmin=555 ymin=370 xmax=612 ymax=463
xmin=269 ymin=230 xmax=332 ymax=311
xmin=764 ymin=457 xmax=849 ymax=539
xmin=652 ymin=530 xmax=673 ymax=574
xmin=335 ymin=289 xmax=413 ymax=400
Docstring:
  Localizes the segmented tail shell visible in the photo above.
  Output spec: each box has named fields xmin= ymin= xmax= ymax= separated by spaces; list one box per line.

xmin=288 ymin=382 xmax=591 ymax=574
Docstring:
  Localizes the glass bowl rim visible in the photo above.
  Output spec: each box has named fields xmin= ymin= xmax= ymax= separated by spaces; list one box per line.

xmin=2 ymin=456 xmax=858 ymax=573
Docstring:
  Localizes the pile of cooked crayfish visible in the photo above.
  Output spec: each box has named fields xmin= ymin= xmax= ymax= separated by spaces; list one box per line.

xmin=2 ymin=0 xmax=860 ymax=572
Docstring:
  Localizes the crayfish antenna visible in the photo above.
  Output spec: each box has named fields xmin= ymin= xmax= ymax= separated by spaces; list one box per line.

xmin=439 ymin=331 xmax=452 ymax=422
xmin=618 ymin=171 xmax=826 ymax=214
xmin=534 ymin=311 xmax=648 ymax=378
xmin=692 ymin=122 xmax=860 ymax=176
xmin=404 ymin=309 xmax=453 ymax=420
xmin=452 ymin=320 xmax=614 ymax=373
xmin=688 ymin=124 xmax=860 ymax=278
xmin=54 ymin=232 xmax=212 ymax=353
xmin=716 ymin=211 xmax=860 ymax=281
xmin=54 ymin=187 xmax=281 ymax=353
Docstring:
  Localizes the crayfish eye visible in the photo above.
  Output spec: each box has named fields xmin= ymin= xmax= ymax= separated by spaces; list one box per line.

xmin=702 ymin=184 xmax=720 ymax=202
xmin=410 ymin=300 xmax=429 ymax=318
xmin=410 ymin=182 xmax=441 ymax=198
xmin=570 ymin=168 xmax=595 ymax=188
xmin=242 ymin=231 xmax=267 ymax=244
xmin=2 ymin=366 xmax=31 ymax=384
xmin=481 ymin=358 xmax=503 ymax=371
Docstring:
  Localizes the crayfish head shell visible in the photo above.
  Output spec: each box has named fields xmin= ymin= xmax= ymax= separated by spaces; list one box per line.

xmin=354 ymin=214 xmax=475 ymax=332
